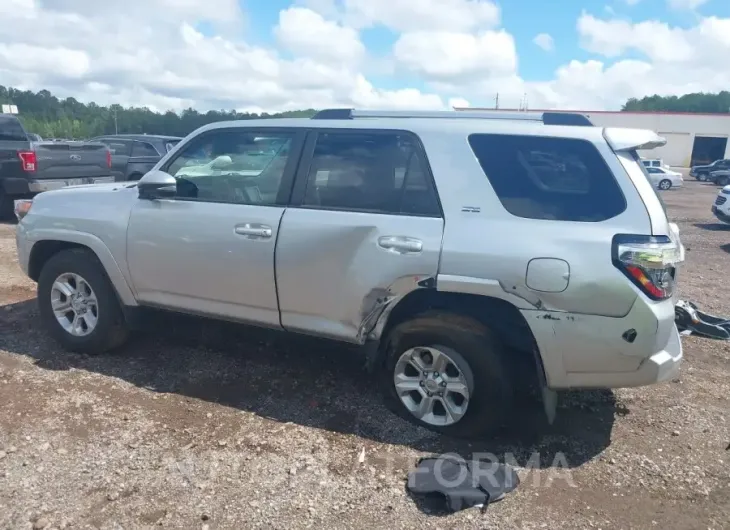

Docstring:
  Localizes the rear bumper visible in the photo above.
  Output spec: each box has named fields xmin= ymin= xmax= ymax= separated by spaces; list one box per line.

xmin=523 ymin=297 xmax=682 ymax=390
xmin=28 ymin=176 xmax=115 ymax=193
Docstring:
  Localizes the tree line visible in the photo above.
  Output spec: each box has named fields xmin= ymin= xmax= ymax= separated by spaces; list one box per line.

xmin=3 ymin=85 xmax=730 ymax=139
xmin=622 ymin=91 xmax=730 ymax=113
xmin=0 ymin=85 xmax=316 ymax=140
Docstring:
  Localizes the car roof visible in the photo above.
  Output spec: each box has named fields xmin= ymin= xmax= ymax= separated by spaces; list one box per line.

xmin=101 ymin=134 xmax=182 ymax=141
xmin=191 ymin=115 xmax=610 ymax=143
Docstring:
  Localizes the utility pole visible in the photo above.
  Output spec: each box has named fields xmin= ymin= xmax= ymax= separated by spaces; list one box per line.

xmin=495 ymin=93 xmax=499 ymax=109
xmin=113 ymin=109 xmax=118 ymax=134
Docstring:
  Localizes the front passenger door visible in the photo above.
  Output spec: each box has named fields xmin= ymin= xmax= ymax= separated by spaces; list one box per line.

xmin=126 ymin=128 xmax=304 ymax=327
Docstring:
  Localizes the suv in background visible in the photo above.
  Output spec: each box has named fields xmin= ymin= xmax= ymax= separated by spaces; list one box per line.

xmin=91 ymin=134 xmax=182 ymax=181
xmin=15 ymin=110 xmax=684 ymax=437
xmin=1 ymin=113 xmax=112 ymax=219
xmin=690 ymin=159 xmax=730 ymax=181
xmin=711 ymin=184 xmax=730 ymax=224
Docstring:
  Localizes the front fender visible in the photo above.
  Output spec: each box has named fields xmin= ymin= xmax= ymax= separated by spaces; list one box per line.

xmin=27 ymin=228 xmax=137 ymax=306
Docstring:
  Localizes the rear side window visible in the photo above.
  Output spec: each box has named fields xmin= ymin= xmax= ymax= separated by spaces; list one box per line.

xmin=301 ymin=132 xmax=440 ymax=217
xmin=0 ymin=115 xmax=28 ymax=141
xmin=131 ymin=141 xmax=159 ymax=157
xmin=104 ymin=140 xmax=132 ymax=156
xmin=468 ymin=134 xmax=626 ymax=222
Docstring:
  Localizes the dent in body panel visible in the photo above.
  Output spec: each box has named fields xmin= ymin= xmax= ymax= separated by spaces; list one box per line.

xmin=275 ymin=209 xmax=443 ymax=344
xmin=360 ymin=275 xmax=435 ymax=343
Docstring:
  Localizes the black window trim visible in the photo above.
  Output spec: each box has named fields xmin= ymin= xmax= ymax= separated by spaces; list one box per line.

xmin=288 ymin=128 xmax=444 ymax=218
xmin=159 ymin=126 xmax=306 ymax=207
xmin=467 ymin=132 xmax=628 ymax=223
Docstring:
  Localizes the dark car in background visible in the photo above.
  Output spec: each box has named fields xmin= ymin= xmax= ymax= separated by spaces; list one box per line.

xmin=1 ymin=113 xmax=112 ymax=219
xmin=690 ymin=159 xmax=730 ymax=181
xmin=91 ymin=134 xmax=182 ymax=181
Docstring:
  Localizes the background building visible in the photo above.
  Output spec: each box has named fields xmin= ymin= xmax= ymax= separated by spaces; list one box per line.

xmin=456 ymin=108 xmax=730 ymax=168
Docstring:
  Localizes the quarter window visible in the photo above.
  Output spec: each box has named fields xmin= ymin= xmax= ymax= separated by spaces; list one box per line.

xmin=164 ymin=130 xmax=295 ymax=205
xmin=468 ymin=134 xmax=626 ymax=222
xmin=301 ymin=132 xmax=440 ymax=216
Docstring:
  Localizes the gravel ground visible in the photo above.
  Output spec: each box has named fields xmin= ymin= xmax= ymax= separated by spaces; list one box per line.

xmin=0 ymin=180 xmax=728 ymax=529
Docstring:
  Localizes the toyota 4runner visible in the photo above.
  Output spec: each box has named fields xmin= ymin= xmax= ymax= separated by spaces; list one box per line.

xmin=15 ymin=109 xmax=685 ymax=438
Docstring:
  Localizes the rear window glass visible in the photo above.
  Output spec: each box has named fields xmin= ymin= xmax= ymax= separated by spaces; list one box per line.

xmin=468 ymin=134 xmax=626 ymax=222
xmin=0 ymin=115 xmax=28 ymax=141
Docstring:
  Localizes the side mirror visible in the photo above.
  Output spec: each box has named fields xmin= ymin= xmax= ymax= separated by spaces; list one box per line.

xmin=138 ymin=170 xmax=177 ymax=200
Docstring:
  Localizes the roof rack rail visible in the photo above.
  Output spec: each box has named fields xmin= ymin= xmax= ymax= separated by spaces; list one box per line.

xmin=311 ymin=108 xmax=593 ymax=126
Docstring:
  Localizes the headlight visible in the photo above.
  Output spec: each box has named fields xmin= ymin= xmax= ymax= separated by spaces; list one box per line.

xmin=14 ymin=199 xmax=33 ymax=221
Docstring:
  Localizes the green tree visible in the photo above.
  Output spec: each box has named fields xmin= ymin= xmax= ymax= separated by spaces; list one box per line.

xmin=623 ymin=92 xmax=730 ymax=113
xmin=0 ymin=84 xmax=317 ymax=139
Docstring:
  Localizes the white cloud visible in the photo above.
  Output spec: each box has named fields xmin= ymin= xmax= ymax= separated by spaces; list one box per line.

xmin=303 ymin=0 xmax=500 ymax=32
xmin=275 ymin=7 xmax=365 ymax=64
xmin=667 ymin=0 xmax=708 ymax=10
xmin=0 ymin=1 xmax=448 ymax=112
xmin=394 ymin=30 xmax=517 ymax=81
xmin=0 ymin=1 xmax=729 ymax=115
xmin=533 ymin=33 xmax=555 ymax=52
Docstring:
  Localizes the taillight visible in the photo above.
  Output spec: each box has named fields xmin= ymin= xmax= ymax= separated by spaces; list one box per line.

xmin=106 ymin=149 xmax=112 ymax=168
xmin=613 ymin=235 xmax=682 ymax=301
xmin=17 ymin=150 xmax=37 ymax=172
xmin=14 ymin=199 xmax=33 ymax=221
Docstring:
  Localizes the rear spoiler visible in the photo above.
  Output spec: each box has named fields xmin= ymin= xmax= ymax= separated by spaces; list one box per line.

xmin=603 ymin=128 xmax=667 ymax=152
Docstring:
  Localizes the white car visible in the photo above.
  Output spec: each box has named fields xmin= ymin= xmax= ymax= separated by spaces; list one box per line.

xmin=711 ymin=185 xmax=730 ymax=224
xmin=645 ymin=166 xmax=683 ymax=190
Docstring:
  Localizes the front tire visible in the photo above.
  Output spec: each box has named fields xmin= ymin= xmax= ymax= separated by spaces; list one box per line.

xmin=659 ymin=179 xmax=672 ymax=190
xmin=697 ymin=173 xmax=707 ymax=182
xmin=38 ymin=248 xmax=129 ymax=354
xmin=381 ymin=312 xmax=513 ymax=438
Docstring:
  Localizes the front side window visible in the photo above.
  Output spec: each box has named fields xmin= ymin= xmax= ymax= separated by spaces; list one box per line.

xmin=164 ymin=130 xmax=294 ymax=205
xmin=468 ymin=134 xmax=626 ymax=222
xmin=301 ymin=132 xmax=440 ymax=216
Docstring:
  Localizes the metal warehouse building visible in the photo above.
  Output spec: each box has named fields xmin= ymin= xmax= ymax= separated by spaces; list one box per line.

xmin=456 ymin=108 xmax=730 ymax=168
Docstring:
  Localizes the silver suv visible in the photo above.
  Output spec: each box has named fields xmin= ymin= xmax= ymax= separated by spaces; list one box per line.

xmin=15 ymin=109 xmax=684 ymax=438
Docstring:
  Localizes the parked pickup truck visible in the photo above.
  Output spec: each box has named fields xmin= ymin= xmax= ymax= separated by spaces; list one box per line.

xmin=690 ymin=159 xmax=730 ymax=181
xmin=90 ymin=134 xmax=182 ymax=181
xmin=1 ymin=113 xmax=113 ymax=219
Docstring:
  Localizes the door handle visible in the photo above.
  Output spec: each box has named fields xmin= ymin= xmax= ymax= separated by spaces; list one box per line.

xmin=378 ymin=236 xmax=423 ymax=254
xmin=234 ymin=224 xmax=272 ymax=239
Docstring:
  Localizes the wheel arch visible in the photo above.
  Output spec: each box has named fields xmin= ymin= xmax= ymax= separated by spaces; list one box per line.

xmin=371 ymin=287 xmax=547 ymax=391
xmin=27 ymin=230 xmax=137 ymax=306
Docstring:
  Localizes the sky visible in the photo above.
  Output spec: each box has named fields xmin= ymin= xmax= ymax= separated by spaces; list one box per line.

xmin=0 ymin=0 xmax=729 ymax=113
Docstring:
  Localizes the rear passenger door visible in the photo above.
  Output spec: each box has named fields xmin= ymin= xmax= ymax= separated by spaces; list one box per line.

xmin=276 ymin=130 xmax=444 ymax=343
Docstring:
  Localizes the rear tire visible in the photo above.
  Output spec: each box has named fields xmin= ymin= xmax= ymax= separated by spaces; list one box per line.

xmin=37 ymin=248 xmax=129 ymax=354
xmin=0 ymin=192 xmax=13 ymax=221
xmin=659 ymin=179 xmax=672 ymax=190
xmin=718 ymin=176 xmax=729 ymax=187
xmin=381 ymin=312 xmax=513 ymax=438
